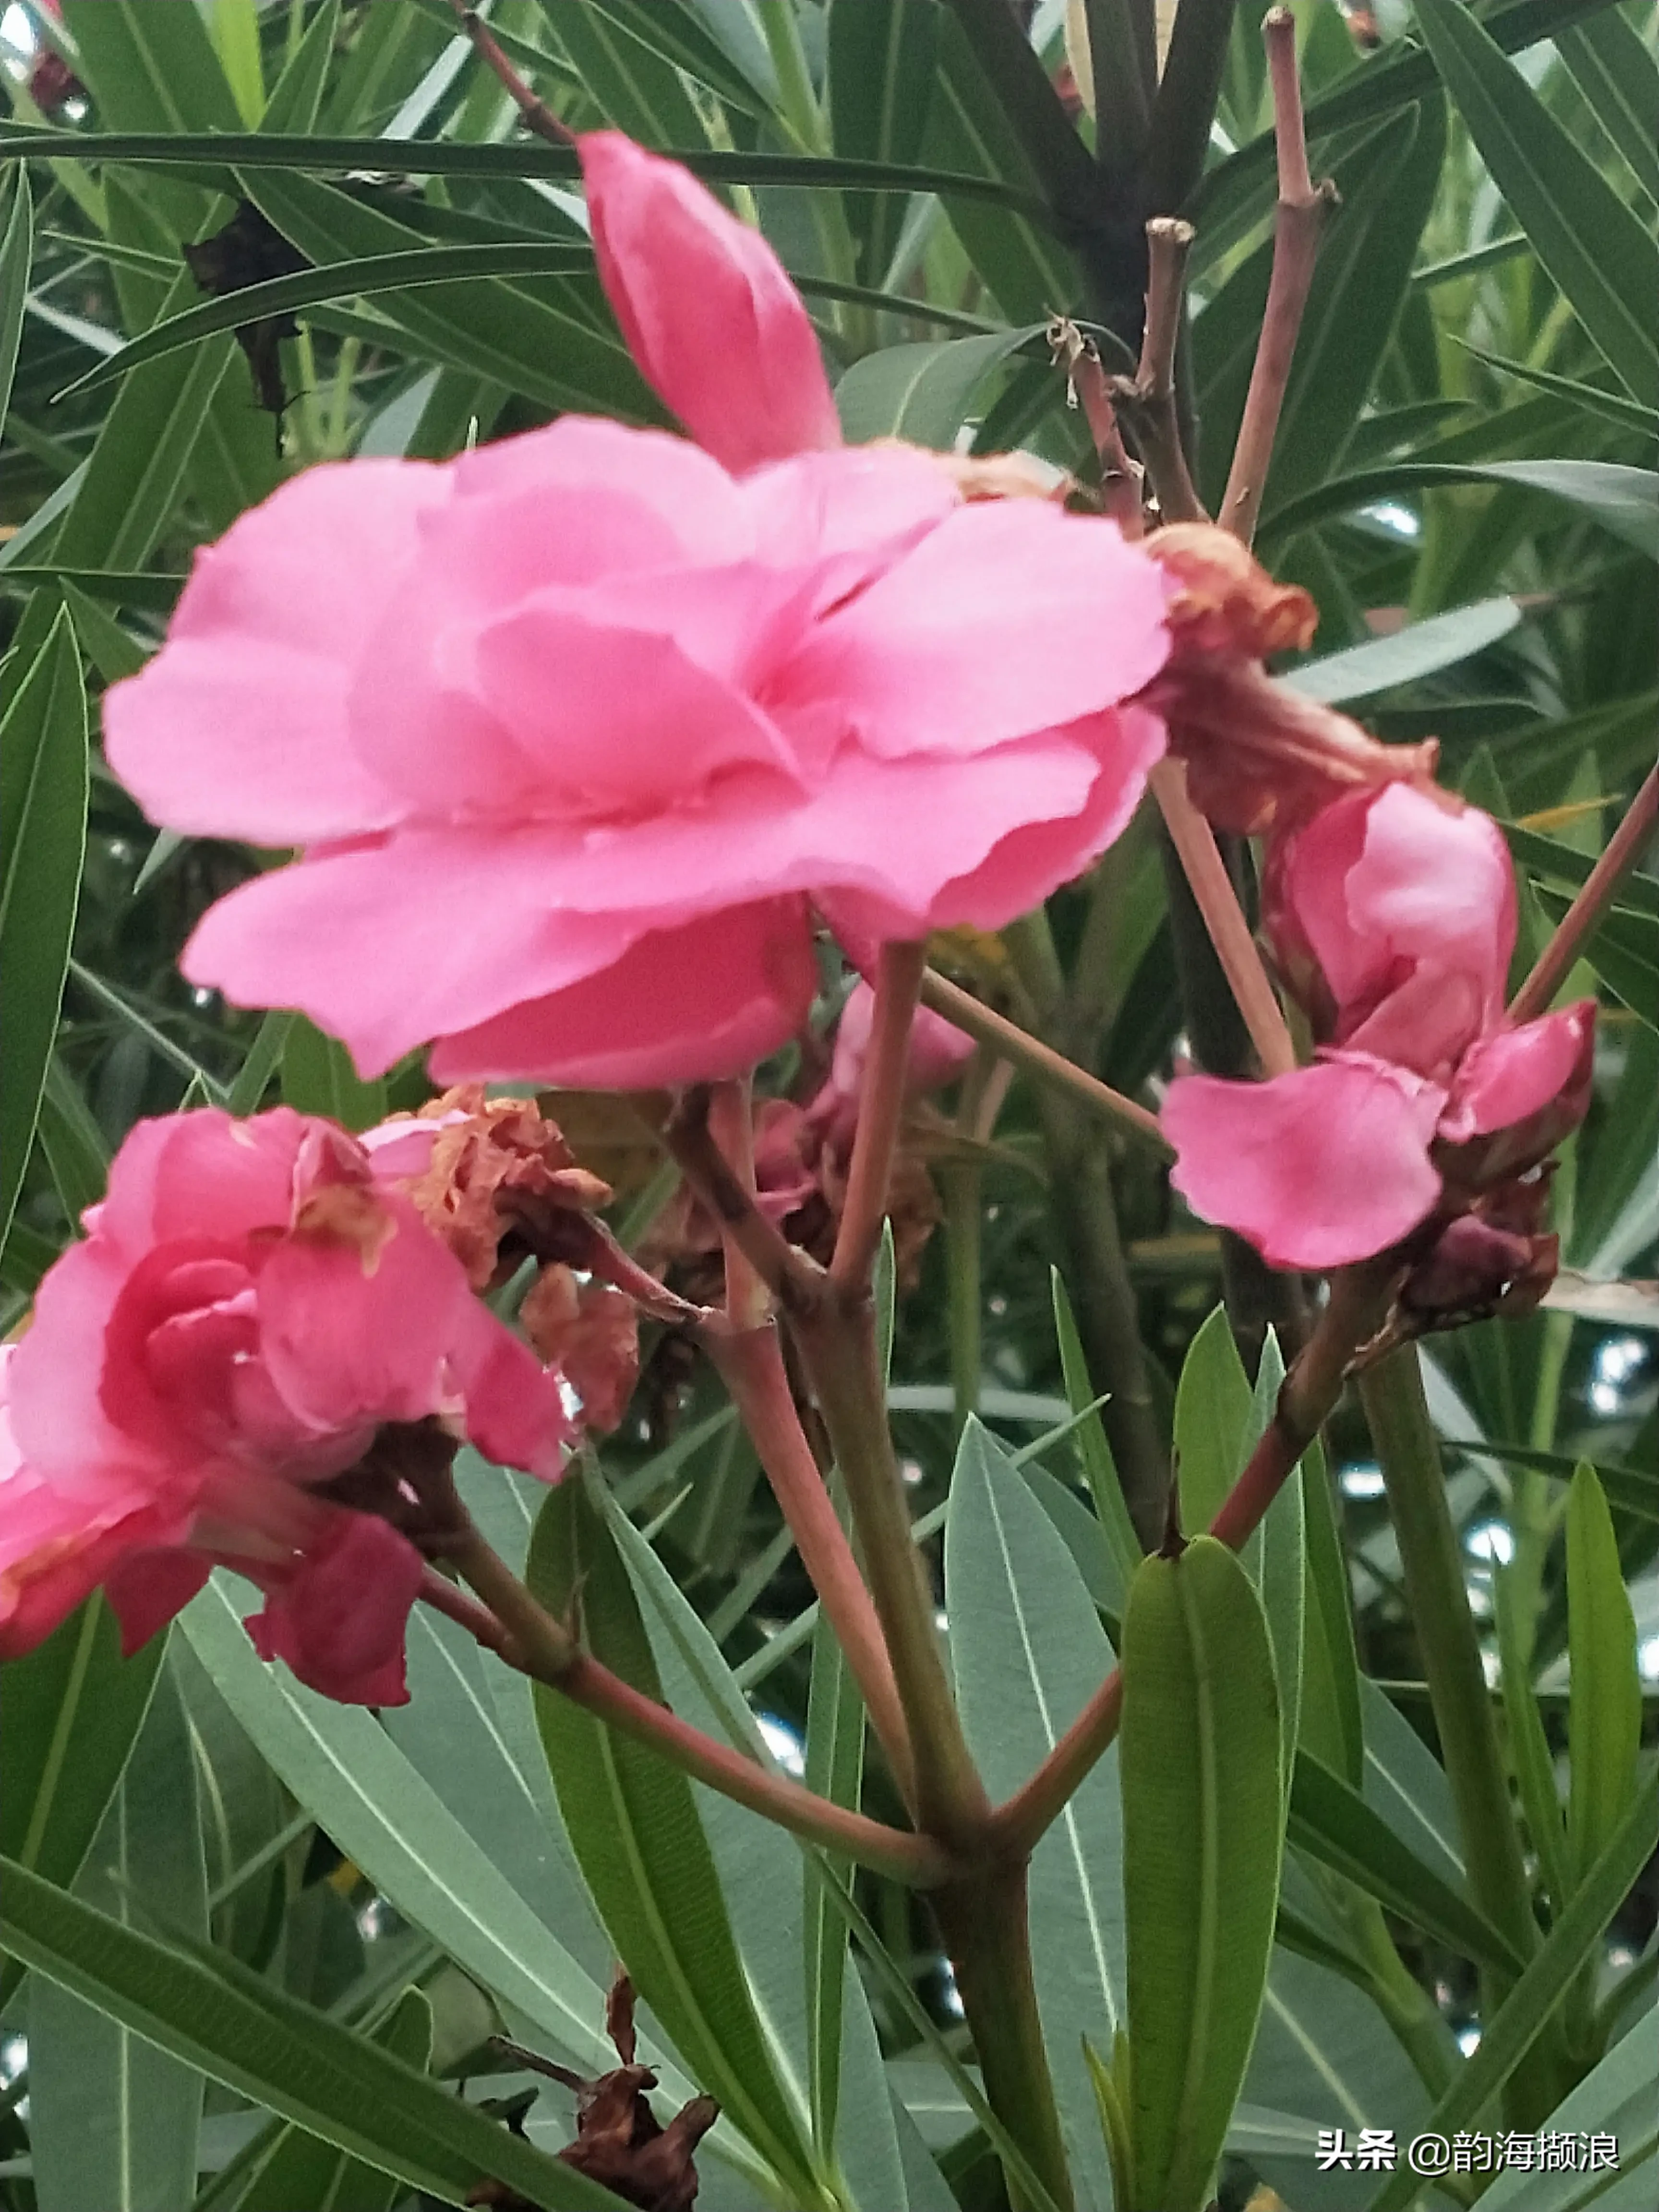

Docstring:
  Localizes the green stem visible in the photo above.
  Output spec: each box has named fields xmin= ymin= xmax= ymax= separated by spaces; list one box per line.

xmin=942 ymin=1161 xmax=983 ymax=1438
xmin=934 ymin=1863 xmax=1077 ymax=2212
xmin=1342 ymin=1890 xmax=1458 ymax=2099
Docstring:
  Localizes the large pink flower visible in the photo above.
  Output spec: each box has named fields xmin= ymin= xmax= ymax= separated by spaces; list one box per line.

xmin=103 ymin=137 xmax=1169 ymax=1092
xmin=1164 ymin=784 xmax=1594 ymax=1271
xmin=0 ymin=1109 xmax=569 ymax=1702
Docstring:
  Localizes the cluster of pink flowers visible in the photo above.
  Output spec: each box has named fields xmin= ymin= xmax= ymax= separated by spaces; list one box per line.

xmin=1 ymin=131 xmax=1594 ymax=1703
xmin=1166 ymin=783 xmax=1593 ymax=1276
xmin=1 ymin=1109 xmax=566 ymax=1701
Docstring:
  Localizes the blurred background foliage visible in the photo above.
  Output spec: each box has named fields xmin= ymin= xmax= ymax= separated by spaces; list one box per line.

xmin=0 ymin=3 xmax=1655 ymax=2210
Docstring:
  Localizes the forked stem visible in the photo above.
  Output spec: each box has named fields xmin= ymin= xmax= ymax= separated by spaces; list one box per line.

xmin=1219 ymin=11 xmax=1338 ymax=543
xmin=1111 ymin=217 xmax=1207 ymax=524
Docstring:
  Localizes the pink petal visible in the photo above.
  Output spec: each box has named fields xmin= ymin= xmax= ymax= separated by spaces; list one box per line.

xmin=255 ymin=1198 xmax=473 ymax=1437
xmin=7 ymin=1233 xmax=153 ymax=1493
xmin=474 ymin=597 xmax=801 ymax=808
xmin=105 ymin=1548 xmax=212 ymax=1654
xmin=95 ymin=1107 xmax=309 ymax=1254
xmin=104 ymin=461 xmax=441 ymax=842
xmin=829 ymin=980 xmax=974 ymax=1106
xmin=776 ymin=502 xmax=1170 ymax=759
xmin=445 ymin=1296 xmax=571 ymax=1480
xmin=1444 ymin=1003 xmax=1596 ymax=1138
xmin=430 ymin=898 xmax=820 ymax=1089
xmin=579 ymin=131 xmax=841 ymax=473
xmin=245 ymin=1513 xmax=424 ymax=1706
xmin=741 ymin=444 xmax=959 ymax=602
xmin=1164 ymin=1058 xmax=1448 ymax=1271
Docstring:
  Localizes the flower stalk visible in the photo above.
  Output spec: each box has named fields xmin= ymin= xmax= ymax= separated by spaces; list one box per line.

xmin=1509 ymin=759 xmax=1658 ymax=1023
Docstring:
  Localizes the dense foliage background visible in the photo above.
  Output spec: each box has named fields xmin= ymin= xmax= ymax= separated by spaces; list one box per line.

xmin=0 ymin=3 xmax=1655 ymax=2210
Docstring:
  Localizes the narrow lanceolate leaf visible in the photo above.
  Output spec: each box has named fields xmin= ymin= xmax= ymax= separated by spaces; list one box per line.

xmin=829 ymin=0 xmax=941 ymax=285
xmin=28 ymin=1671 xmax=207 ymax=2212
xmin=1557 ymin=8 xmax=1659 ymax=208
xmin=537 ymin=0 xmax=713 ymax=151
xmin=1413 ymin=0 xmax=1659 ymax=409
xmin=527 ymin=1481 xmax=821 ymax=2201
xmin=0 ymin=609 xmax=87 ymax=1251
xmin=234 ymin=1989 xmax=434 ymax=2212
xmin=281 ymin=1016 xmax=387 ymax=1132
xmin=1050 ymin=1267 xmax=1142 ymax=1605
xmin=1476 ymin=2015 xmax=1659 ymax=2212
xmin=1282 ymin=598 xmax=1522 ymax=706
xmin=1565 ymin=1465 xmax=1643 ymax=1891
xmin=834 ymin=325 xmax=1039 ymax=447
xmin=946 ymin=1421 xmax=1128 ymax=2188
xmin=0 ymin=169 xmax=32 ymax=437
xmin=1366 ymin=1766 xmax=1659 ymax=2212
xmin=1120 ymin=1536 xmax=1284 ymax=2212
xmin=0 ymin=1857 xmax=625 ymax=2212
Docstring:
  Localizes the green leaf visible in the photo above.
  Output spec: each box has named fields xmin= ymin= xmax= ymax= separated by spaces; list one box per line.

xmin=1288 ymin=1750 xmax=1526 ymax=1977
xmin=558 ymin=0 xmax=772 ymax=117
xmin=1504 ymin=821 xmax=1659 ymax=919
xmin=920 ymin=10 xmax=1082 ymax=321
xmin=0 ymin=568 xmax=186 ymax=614
xmin=206 ymin=0 xmax=265 ymax=125
xmin=1281 ymin=597 xmax=1522 ymax=705
xmin=1358 ymin=1677 xmax=1467 ymax=1894
xmin=28 ymin=1670 xmax=208 ymax=2212
xmin=60 ymin=0 xmax=242 ymax=133
xmin=1533 ymin=885 xmax=1659 ymax=1028
xmin=237 ymin=168 xmax=656 ymax=422
xmin=1455 ymin=340 xmax=1659 ymax=440
xmin=0 ymin=1855 xmax=624 ymax=2212
xmin=802 ymin=1561 xmax=864 ymax=2166
xmin=0 ymin=168 xmax=32 ymax=437
xmin=1556 ymin=6 xmax=1659 ymax=208
xmin=1414 ymin=0 xmax=1659 ymax=408
xmin=1477 ymin=2014 xmax=1658 ymax=2212
xmin=0 ymin=609 xmax=87 ymax=1250
xmin=1120 ymin=1536 xmax=1284 ymax=2212
xmin=51 ymin=267 xmax=238 ymax=574
xmin=280 ymin=1016 xmax=387 ymax=1132
xmin=178 ymin=1576 xmax=622 ymax=2082
xmin=526 ymin=1481 xmax=822 ymax=2198
xmin=1260 ymin=458 xmax=1659 ymax=562
xmin=38 ymin=1055 xmax=110 ymax=1222
xmin=0 ymin=1598 xmax=167 ymax=2010
xmin=261 ymin=0 xmax=341 ymax=135
xmin=1298 ymin=1435 xmax=1364 ymax=1790
xmin=1365 ymin=1765 xmax=1659 ymax=2212
xmin=235 ymin=1989 xmax=434 ymax=2212
xmin=829 ymin=0 xmax=940 ymax=286
xmin=1190 ymin=0 xmax=1624 ymax=253
xmin=227 ymin=1010 xmax=295 ymax=1118
xmin=945 ymin=1420 xmax=1128 ymax=2186
xmin=55 ymin=243 xmax=594 ymax=399
xmin=1250 ymin=1334 xmax=1306 ymax=1798
xmin=1173 ymin=1304 xmax=1253 ymax=1534
xmin=834 ymin=325 xmax=1040 ymax=446
xmin=536 ymin=0 xmax=712 ymax=150
xmin=1050 ymin=1268 xmax=1143 ymax=1601
xmin=1565 ymin=1465 xmax=1643 ymax=1891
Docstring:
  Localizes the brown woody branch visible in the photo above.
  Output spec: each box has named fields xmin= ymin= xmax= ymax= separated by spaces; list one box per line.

xmin=1218 ymin=10 xmax=1339 ymax=543
xmin=1110 ymin=218 xmax=1207 ymax=525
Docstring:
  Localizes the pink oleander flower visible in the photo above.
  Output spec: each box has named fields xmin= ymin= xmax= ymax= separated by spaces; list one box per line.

xmin=1163 ymin=783 xmax=1595 ymax=1273
xmin=0 ymin=1108 xmax=570 ymax=1702
xmin=103 ymin=134 xmax=1169 ymax=1093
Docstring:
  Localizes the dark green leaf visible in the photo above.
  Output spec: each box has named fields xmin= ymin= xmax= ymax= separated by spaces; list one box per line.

xmin=834 ymin=324 xmax=1042 ymax=445
xmin=536 ymin=0 xmax=712 ymax=150
xmin=0 ymin=1599 xmax=167 ymax=2011
xmin=1289 ymin=1750 xmax=1527 ymax=1977
xmin=280 ymin=1016 xmax=387 ymax=1132
xmin=1281 ymin=597 xmax=1522 ymax=705
xmin=37 ymin=1056 xmax=109 ymax=1222
xmin=1565 ymin=1465 xmax=1643 ymax=1890
xmin=1260 ymin=459 xmax=1659 ymax=562
xmin=0 ymin=610 xmax=87 ymax=1250
xmin=235 ymin=1988 xmax=434 ymax=2212
xmin=1050 ymin=1267 xmax=1143 ymax=1602
xmin=261 ymin=0 xmax=342 ymax=135
xmin=1414 ymin=0 xmax=1659 ymax=408
xmin=1533 ymin=885 xmax=1659 ymax=1028
xmin=946 ymin=1421 xmax=1128 ymax=2187
xmin=1365 ymin=1766 xmax=1659 ymax=2212
xmin=1455 ymin=340 xmax=1659 ymax=440
xmin=829 ymin=0 xmax=940 ymax=285
xmin=1556 ymin=7 xmax=1659 ymax=208
xmin=0 ymin=1855 xmax=624 ymax=2211
xmin=0 ymin=168 xmax=31 ymax=437
xmin=1121 ymin=1536 xmax=1284 ymax=2212
xmin=526 ymin=1481 xmax=820 ymax=2197
xmin=28 ymin=1671 xmax=208 ymax=2212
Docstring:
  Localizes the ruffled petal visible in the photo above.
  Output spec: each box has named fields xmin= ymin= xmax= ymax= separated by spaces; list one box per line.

xmin=1443 ymin=1003 xmax=1596 ymax=1138
xmin=776 ymin=501 xmax=1169 ymax=759
xmin=429 ymin=898 xmax=819 ymax=1089
xmin=1164 ymin=1058 xmax=1448 ymax=1271
xmin=579 ymin=131 xmax=841 ymax=473
xmin=245 ymin=1513 xmax=423 ymax=1706
xmin=104 ymin=460 xmax=440 ymax=842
